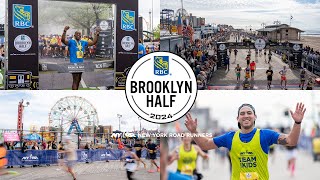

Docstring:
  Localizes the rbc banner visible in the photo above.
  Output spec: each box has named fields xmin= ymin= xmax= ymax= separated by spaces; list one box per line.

xmin=6 ymin=149 xmax=159 ymax=166
xmin=7 ymin=0 xmax=39 ymax=89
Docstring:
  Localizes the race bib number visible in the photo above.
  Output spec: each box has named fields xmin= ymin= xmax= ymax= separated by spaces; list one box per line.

xmin=76 ymin=51 xmax=84 ymax=58
xmin=240 ymin=172 xmax=259 ymax=180
xmin=181 ymin=165 xmax=193 ymax=176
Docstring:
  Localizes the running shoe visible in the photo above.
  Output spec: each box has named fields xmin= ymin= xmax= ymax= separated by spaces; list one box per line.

xmin=7 ymin=171 xmax=19 ymax=175
xmin=148 ymin=169 xmax=156 ymax=173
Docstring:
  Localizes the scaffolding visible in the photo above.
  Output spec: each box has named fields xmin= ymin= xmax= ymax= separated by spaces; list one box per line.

xmin=160 ymin=9 xmax=174 ymax=33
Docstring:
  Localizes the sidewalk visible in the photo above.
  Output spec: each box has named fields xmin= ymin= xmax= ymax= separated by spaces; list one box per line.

xmin=1 ymin=159 xmax=160 ymax=180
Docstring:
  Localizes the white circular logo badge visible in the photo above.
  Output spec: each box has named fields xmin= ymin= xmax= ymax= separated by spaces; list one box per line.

xmin=121 ymin=36 xmax=135 ymax=51
xmin=254 ymin=39 xmax=266 ymax=50
xmin=219 ymin=44 xmax=226 ymax=51
xmin=125 ymin=52 xmax=198 ymax=124
xmin=293 ymin=44 xmax=300 ymax=51
xmin=99 ymin=21 xmax=109 ymax=31
xmin=14 ymin=34 xmax=32 ymax=52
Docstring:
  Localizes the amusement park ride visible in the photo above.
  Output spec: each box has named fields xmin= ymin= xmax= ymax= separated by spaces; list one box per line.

xmin=48 ymin=96 xmax=99 ymax=137
xmin=17 ymin=99 xmax=29 ymax=138
xmin=160 ymin=7 xmax=194 ymax=42
xmin=16 ymin=97 xmax=99 ymax=143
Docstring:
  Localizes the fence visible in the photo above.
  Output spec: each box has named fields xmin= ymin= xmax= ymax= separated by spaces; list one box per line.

xmin=6 ymin=149 xmax=160 ymax=166
xmin=1 ymin=129 xmax=160 ymax=148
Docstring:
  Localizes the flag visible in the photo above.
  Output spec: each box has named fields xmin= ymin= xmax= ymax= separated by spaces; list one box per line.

xmin=177 ymin=12 xmax=182 ymax=26
xmin=177 ymin=12 xmax=183 ymax=35
xmin=121 ymin=120 xmax=127 ymax=125
xmin=290 ymin=15 xmax=293 ymax=20
xmin=175 ymin=121 xmax=181 ymax=132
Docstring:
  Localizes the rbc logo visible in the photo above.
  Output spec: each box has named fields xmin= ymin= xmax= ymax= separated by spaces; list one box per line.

xmin=13 ymin=4 xmax=32 ymax=29
xmin=154 ymin=56 xmax=169 ymax=76
xmin=121 ymin=10 xmax=135 ymax=31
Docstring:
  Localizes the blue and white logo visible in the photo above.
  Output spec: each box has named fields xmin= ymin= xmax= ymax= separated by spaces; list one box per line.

xmin=154 ymin=56 xmax=169 ymax=76
xmin=121 ymin=10 xmax=135 ymax=31
xmin=13 ymin=4 xmax=32 ymax=29
xmin=126 ymin=52 xmax=198 ymax=124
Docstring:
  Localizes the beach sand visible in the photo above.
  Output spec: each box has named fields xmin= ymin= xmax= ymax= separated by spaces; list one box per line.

xmin=300 ymin=36 xmax=320 ymax=51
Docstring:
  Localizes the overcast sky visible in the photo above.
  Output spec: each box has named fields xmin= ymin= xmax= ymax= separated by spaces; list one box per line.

xmin=161 ymin=0 xmax=320 ymax=34
xmin=0 ymin=0 xmax=160 ymax=31
xmin=171 ymin=91 xmax=320 ymax=135
xmin=0 ymin=91 xmax=160 ymax=132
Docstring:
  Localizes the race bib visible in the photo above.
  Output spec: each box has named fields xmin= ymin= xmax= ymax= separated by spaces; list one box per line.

xmin=76 ymin=51 xmax=84 ymax=58
xmin=126 ymin=162 xmax=137 ymax=172
xmin=181 ymin=165 xmax=193 ymax=176
xmin=240 ymin=172 xmax=259 ymax=180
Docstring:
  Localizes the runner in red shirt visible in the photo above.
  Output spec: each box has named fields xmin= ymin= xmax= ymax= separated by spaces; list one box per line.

xmin=249 ymin=61 xmax=256 ymax=78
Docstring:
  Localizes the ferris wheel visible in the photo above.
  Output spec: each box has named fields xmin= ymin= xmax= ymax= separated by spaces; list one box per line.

xmin=49 ymin=96 xmax=99 ymax=134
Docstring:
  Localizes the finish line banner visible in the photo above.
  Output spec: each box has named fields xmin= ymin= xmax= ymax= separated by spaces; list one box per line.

xmin=6 ymin=149 xmax=159 ymax=166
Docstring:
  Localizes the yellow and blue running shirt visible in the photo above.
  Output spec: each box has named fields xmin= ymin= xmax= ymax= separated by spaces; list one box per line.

xmin=213 ymin=128 xmax=280 ymax=180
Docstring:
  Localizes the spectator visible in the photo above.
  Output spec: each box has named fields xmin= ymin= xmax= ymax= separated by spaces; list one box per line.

xmin=138 ymin=39 xmax=146 ymax=59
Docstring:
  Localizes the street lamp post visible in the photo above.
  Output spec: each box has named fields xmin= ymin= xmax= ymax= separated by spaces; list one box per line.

xmin=117 ymin=114 xmax=122 ymax=131
xmin=261 ymin=23 xmax=266 ymax=37
xmin=138 ymin=117 xmax=142 ymax=132
xmin=273 ymin=20 xmax=281 ymax=42
xmin=152 ymin=0 xmax=154 ymax=40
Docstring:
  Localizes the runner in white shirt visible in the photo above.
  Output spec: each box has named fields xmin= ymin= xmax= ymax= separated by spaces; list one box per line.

xmin=63 ymin=136 xmax=77 ymax=180
xmin=279 ymin=66 xmax=288 ymax=90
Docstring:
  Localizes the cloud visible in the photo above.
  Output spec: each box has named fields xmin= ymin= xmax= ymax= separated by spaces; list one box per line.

xmin=0 ymin=0 xmax=159 ymax=31
xmin=0 ymin=91 xmax=158 ymax=132
xmin=160 ymin=0 xmax=320 ymax=33
xmin=190 ymin=91 xmax=317 ymax=132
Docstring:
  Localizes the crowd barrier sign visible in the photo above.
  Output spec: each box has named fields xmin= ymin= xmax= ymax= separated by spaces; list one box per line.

xmin=6 ymin=149 xmax=160 ymax=166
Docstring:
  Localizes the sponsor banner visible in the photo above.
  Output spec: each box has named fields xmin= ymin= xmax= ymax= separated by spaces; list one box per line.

xmin=38 ymin=61 xmax=113 ymax=73
xmin=289 ymin=43 xmax=303 ymax=67
xmin=13 ymin=4 xmax=32 ymax=29
xmin=254 ymin=39 xmax=266 ymax=50
xmin=6 ymin=149 xmax=159 ymax=166
xmin=121 ymin=10 xmax=135 ymax=31
xmin=115 ymin=71 xmax=127 ymax=90
xmin=96 ymin=19 xmax=113 ymax=59
xmin=3 ymin=132 xmax=20 ymax=142
xmin=216 ymin=42 xmax=228 ymax=67
xmin=8 ymin=0 xmax=38 ymax=89
xmin=115 ymin=1 xmax=138 ymax=89
xmin=6 ymin=70 xmax=32 ymax=89
xmin=121 ymin=36 xmax=135 ymax=51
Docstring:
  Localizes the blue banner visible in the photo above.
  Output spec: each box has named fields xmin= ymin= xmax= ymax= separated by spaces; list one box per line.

xmin=6 ymin=149 xmax=159 ymax=166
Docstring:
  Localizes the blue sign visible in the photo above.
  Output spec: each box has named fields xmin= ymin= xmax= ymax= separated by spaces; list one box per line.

xmin=154 ymin=56 xmax=169 ymax=76
xmin=13 ymin=4 xmax=32 ymax=29
xmin=121 ymin=10 xmax=135 ymax=31
xmin=0 ymin=37 xmax=4 ymax=45
xmin=6 ymin=149 xmax=159 ymax=166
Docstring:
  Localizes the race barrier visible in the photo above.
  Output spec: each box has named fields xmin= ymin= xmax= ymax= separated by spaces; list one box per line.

xmin=6 ymin=149 xmax=160 ymax=166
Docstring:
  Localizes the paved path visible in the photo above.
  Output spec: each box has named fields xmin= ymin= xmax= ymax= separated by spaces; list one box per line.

xmin=208 ymin=36 xmax=319 ymax=90
xmin=168 ymin=148 xmax=320 ymax=180
xmin=1 ymin=159 xmax=159 ymax=180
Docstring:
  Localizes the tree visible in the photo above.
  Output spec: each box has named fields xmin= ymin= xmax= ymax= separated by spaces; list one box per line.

xmin=39 ymin=1 xmax=112 ymax=36
xmin=152 ymin=24 xmax=160 ymax=40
